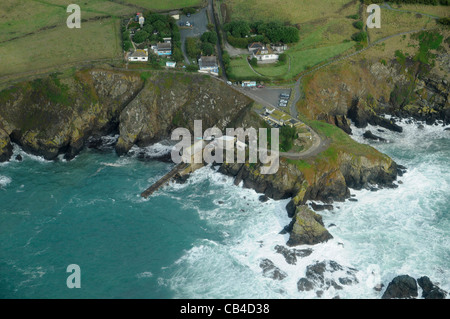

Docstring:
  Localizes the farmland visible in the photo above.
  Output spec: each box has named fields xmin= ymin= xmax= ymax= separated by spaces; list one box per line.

xmin=0 ymin=0 xmax=202 ymax=81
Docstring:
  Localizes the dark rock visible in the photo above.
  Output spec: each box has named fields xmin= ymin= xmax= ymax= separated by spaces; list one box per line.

xmin=348 ymin=198 xmax=358 ymax=202
xmin=328 ymin=223 xmax=336 ymax=228
xmin=274 ymin=245 xmax=313 ymax=265
xmin=374 ymin=283 xmax=384 ymax=292
xmin=444 ymin=127 xmax=450 ymax=131
xmin=15 ymin=154 xmax=23 ymax=162
xmin=363 ymin=130 xmax=387 ymax=142
xmin=398 ymin=180 xmax=403 ymax=184
xmin=218 ymin=200 xmax=224 ymax=204
xmin=259 ymin=259 xmax=287 ymax=280
xmin=287 ymin=206 xmax=333 ymax=247
xmin=310 ymin=202 xmax=334 ymax=211
xmin=299 ymin=260 xmax=358 ymax=293
xmin=417 ymin=276 xmax=448 ymax=299
xmin=377 ymin=129 xmax=385 ymax=133
xmin=381 ymin=275 xmax=418 ymax=299
xmin=339 ymin=277 xmax=357 ymax=286
xmin=173 ymin=173 xmax=190 ymax=184
xmin=297 ymin=278 xmax=314 ymax=291
xmin=259 ymin=195 xmax=269 ymax=202
xmin=418 ymin=124 xmax=425 ymax=130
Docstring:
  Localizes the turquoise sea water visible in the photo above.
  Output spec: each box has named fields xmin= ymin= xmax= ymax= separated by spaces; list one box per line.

xmin=0 ymin=120 xmax=449 ymax=298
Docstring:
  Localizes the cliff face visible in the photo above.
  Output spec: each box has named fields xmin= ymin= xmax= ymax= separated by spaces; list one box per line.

xmin=0 ymin=70 xmax=143 ymax=160
xmin=299 ymin=30 xmax=449 ymax=131
xmin=115 ymin=73 xmax=252 ymax=154
xmin=0 ymin=70 xmax=251 ymax=161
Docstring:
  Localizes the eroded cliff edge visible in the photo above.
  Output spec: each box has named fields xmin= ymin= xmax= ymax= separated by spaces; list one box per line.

xmin=0 ymin=69 xmax=252 ymax=161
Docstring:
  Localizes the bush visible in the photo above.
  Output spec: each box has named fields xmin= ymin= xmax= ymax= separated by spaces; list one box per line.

xmin=351 ymin=31 xmax=367 ymax=43
xmin=186 ymin=64 xmax=199 ymax=72
xmin=249 ymin=57 xmax=258 ymax=67
xmin=201 ymin=31 xmax=218 ymax=44
xmin=278 ymin=53 xmax=287 ymax=62
xmin=201 ymin=42 xmax=215 ymax=56
xmin=123 ymin=41 xmax=133 ymax=51
xmin=133 ymin=30 xmax=149 ymax=43
xmin=353 ymin=21 xmax=364 ymax=30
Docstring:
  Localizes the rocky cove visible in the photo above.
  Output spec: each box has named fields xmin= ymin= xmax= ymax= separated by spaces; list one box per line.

xmin=0 ymin=68 xmax=402 ymax=247
xmin=1 ymin=67 xmax=449 ymax=298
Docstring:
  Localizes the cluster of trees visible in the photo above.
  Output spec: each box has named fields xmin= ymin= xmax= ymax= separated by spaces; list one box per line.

xmin=186 ymin=31 xmax=218 ymax=59
xmin=363 ymin=0 xmax=448 ymax=4
xmin=279 ymin=125 xmax=298 ymax=152
xmin=122 ymin=13 xmax=183 ymax=62
xmin=224 ymin=21 xmax=299 ymax=48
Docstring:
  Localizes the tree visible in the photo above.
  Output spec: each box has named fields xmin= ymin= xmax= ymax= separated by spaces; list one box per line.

xmin=133 ymin=30 xmax=149 ymax=43
xmin=353 ymin=21 xmax=364 ymax=30
xmin=351 ymin=31 xmax=367 ymax=43
xmin=201 ymin=42 xmax=214 ymax=56
xmin=278 ymin=53 xmax=287 ymax=62
xmin=249 ymin=57 xmax=258 ymax=67
xmin=123 ymin=41 xmax=133 ymax=51
xmin=172 ymin=47 xmax=183 ymax=62
xmin=186 ymin=37 xmax=201 ymax=58
xmin=201 ymin=31 xmax=218 ymax=44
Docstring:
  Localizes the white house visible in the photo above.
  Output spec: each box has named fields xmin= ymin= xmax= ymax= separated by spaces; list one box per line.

xmin=198 ymin=56 xmax=219 ymax=75
xmin=128 ymin=49 xmax=148 ymax=62
xmin=137 ymin=13 xmax=145 ymax=28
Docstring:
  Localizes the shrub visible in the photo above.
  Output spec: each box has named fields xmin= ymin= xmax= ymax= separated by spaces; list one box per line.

xmin=353 ymin=21 xmax=364 ymax=30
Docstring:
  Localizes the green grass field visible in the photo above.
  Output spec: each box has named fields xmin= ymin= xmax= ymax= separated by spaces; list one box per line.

xmin=228 ymin=55 xmax=259 ymax=79
xmin=121 ymin=0 xmax=203 ymax=10
xmin=0 ymin=0 xmax=203 ymax=80
xmin=226 ymin=0 xmax=355 ymax=24
xmin=0 ymin=19 xmax=122 ymax=77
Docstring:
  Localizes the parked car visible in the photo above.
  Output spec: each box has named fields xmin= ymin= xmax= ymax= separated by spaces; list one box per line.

xmin=227 ymin=81 xmax=232 ymax=85
xmin=257 ymin=85 xmax=265 ymax=88
xmin=187 ymin=13 xmax=191 ymax=17
xmin=279 ymin=99 xmax=288 ymax=103
xmin=186 ymin=21 xmax=191 ymax=27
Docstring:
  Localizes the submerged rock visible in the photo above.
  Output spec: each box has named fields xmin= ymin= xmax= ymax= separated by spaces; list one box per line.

xmin=297 ymin=260 xmax=358 ymax=293
xmin=363 ymin=130 xmax=387 ymax=142
xmin=274 ymin=245 xmax=313 ymax=265
xmin=287 ymin=206 xmax=333 ymax=247
xmin=259 ymin=259 xmax=287 ymax=280
xmin=310 ymin=202 xmax=334 ymax=211
xmin=382 ymin=275 xmax=418 ymax=299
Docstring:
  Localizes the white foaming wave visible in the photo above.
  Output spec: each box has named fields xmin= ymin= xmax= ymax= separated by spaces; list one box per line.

xmin=166 ymin=180 xmax=368 ymax=298
xmin=321 ymin=120 xmax=450 ymax=295
xmin=129 ymin=142 xmax=175 ymax=159
xmin=136 ymin=271 xmax=153 ymax=279
xmin=10 ymin=143 xmax=52 ymax=163
xmin=0 ymin=175 xmax=12 ymax=187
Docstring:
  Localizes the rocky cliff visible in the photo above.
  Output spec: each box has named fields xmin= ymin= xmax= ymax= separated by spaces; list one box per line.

xmin=298 ymin=30 xmax=450 ymax=132
xmin=0 ymin=69 xmax=251 ymax=161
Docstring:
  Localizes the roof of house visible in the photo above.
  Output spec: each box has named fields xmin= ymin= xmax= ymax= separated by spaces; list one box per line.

xmin=199 ymin=56 xmax=217 ymax=68
xmin=157 ymin=42 xmax=172 ymax=50
xmin=254 ymin=46 xmax=274 ymax=56
xmin=130 ymin=49 xmax=148 ymax=58
xmin=248 ymin=42 xmax=264 ymax=50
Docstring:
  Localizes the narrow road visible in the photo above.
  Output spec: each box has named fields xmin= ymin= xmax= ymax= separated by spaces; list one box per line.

xmin=208 ymin=0 xmax=227 ymax=80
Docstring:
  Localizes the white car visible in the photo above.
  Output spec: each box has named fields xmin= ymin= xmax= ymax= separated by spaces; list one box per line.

xmin=186 ymin=21 xmax=191 ymax=27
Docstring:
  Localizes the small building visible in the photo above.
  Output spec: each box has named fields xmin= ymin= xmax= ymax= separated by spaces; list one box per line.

xmin=271 ymin=43 xmax=288 ymax=53
xmin=241 ymin=81 xmax=257 ymax=88
xmin=166 ymin=61 xmax=176 ymax=68
xmin=198 ymin=56 xmax=219 ymax=75
xmin=163 ymin=37 xmax=172 ymax=44
xmin=136 ymin=12 xmax=145 ymax=28
xmin=169 ymin=11 xmax=180 ymax=20
xmin=156 ymin=42 xmax=172 ymax=56
xmin=128 ymin=49 xmax=148 ymax=62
